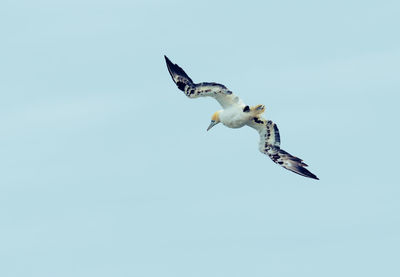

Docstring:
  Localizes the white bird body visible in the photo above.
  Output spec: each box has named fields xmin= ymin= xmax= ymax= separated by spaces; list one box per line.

xmin=165 ymin=55 xmax=319 ymax=180
xmin=219 ymin=106 xmax=250 ymax=128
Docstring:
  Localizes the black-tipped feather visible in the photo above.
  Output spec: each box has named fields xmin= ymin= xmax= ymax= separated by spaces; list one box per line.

xmin=266 ymin=146 xmax=319 ymax=180
xmin=164 ymin=55 xmax=193 ymax=85
xmin=164 ymin=55 xmax=240 ymax=108
xmin=247 ymin=117 xmax=319 ymax=180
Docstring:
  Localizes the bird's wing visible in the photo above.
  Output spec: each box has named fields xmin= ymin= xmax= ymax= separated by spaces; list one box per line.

xmin=165 ymin=56 xmax=244 ymax=108
xmin=247 ymin=117 xmax=319 ymax=180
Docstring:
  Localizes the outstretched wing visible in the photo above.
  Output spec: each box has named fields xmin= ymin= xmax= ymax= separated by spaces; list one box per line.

xmin=247 ymin=117 xmax=319 ymax=180
xmin=164 ymin=55 xmax=243 ymax=108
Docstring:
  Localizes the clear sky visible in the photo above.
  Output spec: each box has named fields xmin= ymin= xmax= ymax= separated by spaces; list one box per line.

xmin=1 ymin=0 xmax=400 ymax=276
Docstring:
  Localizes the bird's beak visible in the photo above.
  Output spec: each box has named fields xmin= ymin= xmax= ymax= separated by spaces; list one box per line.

xmin=207 ymin=120 xmax=218 ymax=131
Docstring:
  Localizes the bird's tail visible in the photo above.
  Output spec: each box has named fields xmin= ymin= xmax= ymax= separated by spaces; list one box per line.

xmin=251 ymin=104 xmax=266 ymax=115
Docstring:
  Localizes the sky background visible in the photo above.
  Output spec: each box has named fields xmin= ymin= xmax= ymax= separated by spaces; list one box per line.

xmin=1 ymin=0 xmax=400 ymax=276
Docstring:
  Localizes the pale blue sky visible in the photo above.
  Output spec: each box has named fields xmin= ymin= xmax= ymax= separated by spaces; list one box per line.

xmin=1 ymin=0 xmax=400 ymax=276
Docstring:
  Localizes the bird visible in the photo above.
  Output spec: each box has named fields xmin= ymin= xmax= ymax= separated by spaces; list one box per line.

xmin=164 ymin=55 xmax=319 ymax=180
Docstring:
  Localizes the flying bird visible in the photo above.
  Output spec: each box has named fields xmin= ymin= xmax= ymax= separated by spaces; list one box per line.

xmin=164 ymin=55 xmax=318 ymax=180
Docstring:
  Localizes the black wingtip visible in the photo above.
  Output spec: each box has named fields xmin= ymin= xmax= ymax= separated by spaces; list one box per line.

xmin=164 ymin=55 xmax=173 ymax=69
xmin=164 ymin=55 xmax=176 ymax=82
xmin=301 ymin=168 xmax=319 ymax=180
xmin=295 ymin=165 xmax=319 ymax=180
xmin=163 ymin=55 xmax=194 ymax=84
xmin=164 ymin=55 xmax=171 ymax=64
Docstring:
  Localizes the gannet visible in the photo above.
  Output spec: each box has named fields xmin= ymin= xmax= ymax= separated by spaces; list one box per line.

xmin=165 ymin=55 xmax=319 ymax=180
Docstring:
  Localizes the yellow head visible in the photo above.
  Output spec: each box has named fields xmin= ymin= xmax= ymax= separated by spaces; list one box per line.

xmin=207 ymin=111 xmax=221 ymax=131
xmin=211 ymin=111 xmax=220 ymax=122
